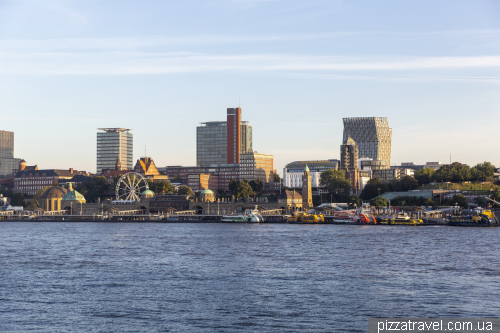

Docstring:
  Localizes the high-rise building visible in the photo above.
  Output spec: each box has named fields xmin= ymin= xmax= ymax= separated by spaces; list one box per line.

xmin=96 ymin=128 xmax=133 ymax=174
xmin=340 ymin=136 xmax=358 ymax=170
xmin=226 ymin=107 xmax=241 ymax=164
xmin=197 ymin=121 xmax=227 ymax=167
xmin=342 ymin=117 xmax=392 ymax=166
xmin=0 ymin=130 xmax=21 ymax=178
xmin=240 ymin=121 xmax=253 ymax=154
xmin=196 ymin=108 xmax=252 ymax=167
xmin=0 ymin=131 xmax=14 ymax=158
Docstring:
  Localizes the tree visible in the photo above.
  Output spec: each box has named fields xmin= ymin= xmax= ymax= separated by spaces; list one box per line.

xmin=249 ymin=178 xmax=263 ymax=193
xmin=216 ymin=188 xmax=227 ymax=199
xmin=474 ymin=196 xmax=486 ymax=207
xmin=235 ymin=179 xmax=254 ymax=199
xmin=347 ymin=195 xmax=362 ymax=209
xmin=34 ymin=186 xmax=53 ymax=200
xmin=433 ymin=167 xmax=450 ymax=182
xmin=148 ymin=180 xmax=174 ymax=194
xmin=470 ymin=167 xmax=483 ymax=182
xmin=370 ymin=196 xmax=387 ymax=208
xmin=10 ymin=193 xmax=25 ymax=207
xmin=177 ymin=185 xmax=194 ymax=196
xmin=392 ymin=176 xmax=418 ymax=192
xmin=27 ymin=200 xmax=38 ymax=210
xmin=455 ymin=165 xmax=471 ymax=182
xmin=414 ymin=168 xmax=435 ymax=185
xmin=423 ymin=198 xmax=436 ymax=207
xmin=229 ymin=178 xmax=239 ymax=192
xmin=273 ymin=173 xmax=281 ymax=182
xmin=360 ymin=178 xmax=390 ymax=200
xmin=0 ymin=186 xmax=12 ymax=198
xmin=451 ymin=194 xmax=468 ymax=209
xmin=319 ymin=169 xmax=351 ymax=195
xmin=76 ymin=176 xmax=109 ymax=202
xmin=171 ymin=175 xmax=182 ymax=183
xmin=473 ymin=162 xmax=496 ymax=182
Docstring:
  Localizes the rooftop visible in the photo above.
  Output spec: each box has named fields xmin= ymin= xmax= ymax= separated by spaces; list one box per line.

xmin=98 ymin=128 xmax=131 ymax=132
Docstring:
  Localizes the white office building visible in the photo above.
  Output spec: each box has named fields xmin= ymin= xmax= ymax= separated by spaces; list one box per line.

xmin=283 ymin=160 xmax=339 ymax=188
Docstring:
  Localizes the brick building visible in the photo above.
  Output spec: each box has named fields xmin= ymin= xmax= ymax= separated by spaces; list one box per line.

xmin=14 ymin=167 xmax=88 ymax=195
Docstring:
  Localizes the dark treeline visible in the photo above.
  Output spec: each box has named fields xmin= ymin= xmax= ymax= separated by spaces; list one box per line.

xmin=415 ymin=162 xmax=495 ymax=184
xmin=360 ymin=161 xmax=497 ymax=200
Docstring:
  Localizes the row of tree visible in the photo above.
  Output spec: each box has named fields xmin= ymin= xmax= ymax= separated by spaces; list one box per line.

xmin=359 ymin=176 xmax=419 ymax=200
xmin=415 ymin=162 xmax=496 ymax=184
xmin=370 ymin=194 xmax=471 ymax=209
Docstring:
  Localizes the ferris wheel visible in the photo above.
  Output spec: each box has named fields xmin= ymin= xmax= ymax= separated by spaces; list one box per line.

xmin=115 ymin=172 xmax=149 ymax=202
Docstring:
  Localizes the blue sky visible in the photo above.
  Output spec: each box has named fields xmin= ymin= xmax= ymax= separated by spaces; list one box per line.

xmin=1 ymin=0 xmax=499 ymax=174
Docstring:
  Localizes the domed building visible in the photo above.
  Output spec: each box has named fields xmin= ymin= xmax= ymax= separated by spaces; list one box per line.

xmin=39 ymin=186 xmax=68 ymax=211
xmin=61 ymin=184 xmax=86 ymax=213
xmin=200 ymin=189 xmax=215 ymax=202
xmin=141 ymin=189 xmax=155 ymax=199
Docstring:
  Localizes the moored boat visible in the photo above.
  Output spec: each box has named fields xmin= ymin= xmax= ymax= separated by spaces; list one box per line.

xmin=332 ymin=216 xmax=356 ymax=224
xmin=379 ymin=213 xmax=423 ymax=225
xmin=447 ymin=209 xmax=499 ymax=227
xmin=287 ymin=212 xmax=324 ymax=223
xmin=221 ymin=209 xmax=263 ymax=223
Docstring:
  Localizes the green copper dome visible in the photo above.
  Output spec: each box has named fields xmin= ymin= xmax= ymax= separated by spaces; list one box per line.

xmin=200 ymin=189 xmax=214 ymax=194
xmin=142 ymin=190 xmax=155 ymax=195
xmin=304 ymin=165 xmax=310 ymax=172
xmin=62 ymin=184 xmax=86 ymax=202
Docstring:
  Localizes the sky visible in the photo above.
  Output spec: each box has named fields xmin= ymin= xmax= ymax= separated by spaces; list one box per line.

xmin=1 ymin=0 xmax=500 ymax=175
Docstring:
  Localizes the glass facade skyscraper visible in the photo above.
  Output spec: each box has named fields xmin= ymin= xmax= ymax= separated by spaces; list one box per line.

xmin=196 ymin=122 xmax=228 ymax=167
xmin=0 ymin=130 xmax=20 ymax=178
xmin=0 ymin=131 xmax=14 ymax=158
xmin=240 ymin=121 xmax=253 ymax=155
xmin=96 ymin=128 xmax=133 ymax=173
xmin=342 ymin=117 xmax=392 ymax=166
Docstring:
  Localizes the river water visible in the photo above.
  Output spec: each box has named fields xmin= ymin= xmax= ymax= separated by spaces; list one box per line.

xmin=1 ymin=222 xmax=499 ymax=332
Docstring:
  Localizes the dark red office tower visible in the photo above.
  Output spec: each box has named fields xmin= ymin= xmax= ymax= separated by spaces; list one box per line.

xmin=226 ymin=108 xmax=241 ymax=164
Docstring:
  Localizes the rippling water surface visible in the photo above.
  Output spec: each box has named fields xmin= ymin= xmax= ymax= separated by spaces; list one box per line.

xmin=1 ymin=222 xmax=499 ymax=332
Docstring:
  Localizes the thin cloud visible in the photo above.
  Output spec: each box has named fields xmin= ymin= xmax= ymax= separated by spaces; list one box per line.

xmin=279 ymin=73 xmax=500 ymax=83
xmin=2 ymin=29 xmax=500 ymax=51
xmin=1 ymin=52 xmax=500 ymax=75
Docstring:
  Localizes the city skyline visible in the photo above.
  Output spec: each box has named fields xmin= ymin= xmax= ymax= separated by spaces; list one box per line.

xmin=1 ymin=1 xmax=499 ymax=173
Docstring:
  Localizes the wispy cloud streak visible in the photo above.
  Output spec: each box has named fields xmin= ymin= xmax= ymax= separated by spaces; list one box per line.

xmin=1 ymin=52 xmax=500 ymax=76
xmin=2 ymin=29 xmax=500 ymax=51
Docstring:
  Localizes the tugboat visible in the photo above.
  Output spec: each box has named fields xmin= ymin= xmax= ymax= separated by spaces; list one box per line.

xmin=447 ymin=209 xmax=499 ymax=227
xmin=221 ymin=208 xmax=264 ymax=223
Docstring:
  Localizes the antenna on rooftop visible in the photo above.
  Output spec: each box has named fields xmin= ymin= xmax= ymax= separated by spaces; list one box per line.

xmin=239 ymin=98 xmax=240 ymax=108
xmin=145 ymin=145 xmax=147 ymax=158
